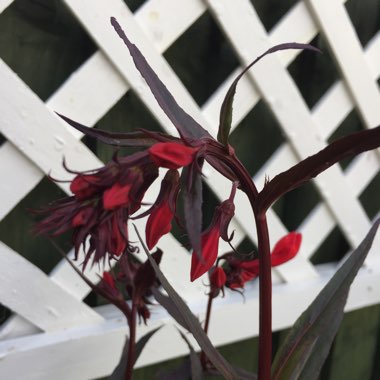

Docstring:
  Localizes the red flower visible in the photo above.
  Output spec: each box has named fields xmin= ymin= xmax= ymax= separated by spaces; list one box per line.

xmin=70 ymin=174 xmax=99 ymax=200
xmin=190 ymin=184 xmax=237 ymax=282
xmin=271 ymin=232 xmax=302 ymax=266
xmin=191 ymin=224 xmax=221 ymax=282
xmin=103 ymin=182 xmax=131 ymax=210
xmin=72 ymin=206 xmax=95 ymax=227
xmin=149 ymin=142 xmax=199 ymax=169
xmin=145 ymin=170 xmax=180 ymax=249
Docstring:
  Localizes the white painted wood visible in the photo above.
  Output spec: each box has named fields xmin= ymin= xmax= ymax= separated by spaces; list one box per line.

xmin=0 ymin=59 xmax=102 ymax=189
xmin=0 ymin=0 xmax=13 ymax=13
xmin=306 ymin=0 xmax=380 ymax=129
xmin=0 ymin=262 xmax=379 ymax=379
xmin=206 ymin=0 xmax=377 ymax=257
xmin=0 ymin=242 xmax=103 ymax=332
xmin=0 ymin=0 xmax=379 ymax=375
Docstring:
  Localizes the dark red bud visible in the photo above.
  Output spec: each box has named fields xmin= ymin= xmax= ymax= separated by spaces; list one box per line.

xmin=271 ymin=232 xmax=302 ymax=267
xmin=103 ymin=182 xmax=131 ymax=210
xmin=149 ymin=142 xmax=199 ymax=169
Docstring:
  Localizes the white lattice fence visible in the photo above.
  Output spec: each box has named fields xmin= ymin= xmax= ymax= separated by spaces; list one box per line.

xmin=0 ymin=0 xmax=379 ymax=379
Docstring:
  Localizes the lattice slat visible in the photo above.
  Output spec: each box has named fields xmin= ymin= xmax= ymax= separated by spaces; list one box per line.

xmin=0 ymin=0 xmax=379 ymax=377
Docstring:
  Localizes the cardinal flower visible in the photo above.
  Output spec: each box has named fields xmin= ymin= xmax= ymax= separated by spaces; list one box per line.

xmin=149 ymin=142 xmax=200 ymax=169
xmin=190 ymin=183 xmax=237 ymax=282
xmin=144 ymin=170 xmax=180 ymax=250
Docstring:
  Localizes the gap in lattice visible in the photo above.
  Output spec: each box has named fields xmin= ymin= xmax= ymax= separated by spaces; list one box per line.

xmin=345 ymin=0 xmax=380 ymax=47
xmin=288 ymin=34 xmax=340 ymax=109
xmin=310 ymin=225 xmax=350 ymax=265
xmin=272 ymin=181 xmax=321 ymax=232
xmin=250 ymin=0 xmax=298 ymax=32
xmin=0 ymin=303 xmax=12 ymax=328
xmin=359 ymin=172 xmax=380 ymax=220
xmin=123 ymin=0 xmax=147 ymax=13
xmin=328 ymin=109 xmax=363 ymax=171
xmin=87 ymin=91 xmax=162 ymax=163
xmin=0 ymin=0 xmax=96 ymax=101
xmin=0 ymin=177 xmax=70 ymax=274
xmin=229 ymin=100 xmax=285 ymax=177
xmin=163 ymin=11 xmax=239 ymax=107
xmin=0 ymin=133 xmax=5 ymax=147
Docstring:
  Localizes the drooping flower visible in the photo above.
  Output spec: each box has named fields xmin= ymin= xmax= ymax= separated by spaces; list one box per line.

xmin=144 ymin=170 xmax=180 ymax=250
xmin=208 ymin=266 xmax=227 ymax=298
xmin=149 ymin=142 xmax=200 ymax=169
xmin=190 ymin=183 xmax=237 ymax=282
xmin=34 ymin=151 xmax=158 ymax=268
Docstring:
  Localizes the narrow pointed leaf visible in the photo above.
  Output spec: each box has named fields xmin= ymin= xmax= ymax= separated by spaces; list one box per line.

xmin=178 ymin=329 xmax=203 ymax=379
xmin=152 ymin=288 xmax=190 ymax=331
xmin=108 ymin=336 xmax=129 ymax=380
xmin=271 ymin=219 xmax=380 ymax=380
xmin=218 ymin=43 xmax=321 ymax=146
xmin=135 ymin=326 xmax=163 ymax=365
xmin=181 ymin=162 xmax=203 ymax=254
xmin=111 ymin=17 xmax=210 ymax=140
xmin=57 ymin=113 xmax=162 ymax=147
xmin=133 ymin=225 xmax=238 ymax=380
xmin=259 ymin=126 xmax=380 ymax=211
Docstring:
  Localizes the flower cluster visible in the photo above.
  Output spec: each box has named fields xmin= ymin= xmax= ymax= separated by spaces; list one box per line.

xmin=97 ymin=250 xmax=163 ymax=323
xmin=208 ymin=232 xmax=302 ymax=298
xmin=35 ymin=141 xmax=201 ymax=269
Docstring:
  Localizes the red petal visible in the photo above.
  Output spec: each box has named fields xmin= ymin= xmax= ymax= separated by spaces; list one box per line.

xmin=70 ymin=175 xmax=99 ymax=200
xmin=149 ymin=142 xmax=199 ymax=169
xmin=271 ymin=232 xmax=302 ymax=267
xmin=102 ymin=272 xmax=116 ymax=289
xmin=210 ymin=266 xmax=227 ymax=288
xmin=103 ymin=182 xmax=131 ymax=210
xmin=72 ymin=207 xmax=94 ymax=227
xmin=145 ymin=202 xmax=173 ymax=250
xmin=108 ymin=215 xmax=127 ymax=255
xmin=190 ymin=227 xmax=220 ymax=282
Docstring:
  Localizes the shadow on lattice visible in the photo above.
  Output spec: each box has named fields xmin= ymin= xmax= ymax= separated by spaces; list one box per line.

xmin=0 ymin=0 xmax=96 ymax=101
xmin=345 ymin=0 xmax=380 ymax=48
xmin=288 ymin=34 xmax=340 ymax=110
xmin=164 ymin=10 xmax=239 ymax=107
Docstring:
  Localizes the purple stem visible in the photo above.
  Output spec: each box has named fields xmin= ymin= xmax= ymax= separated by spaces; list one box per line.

xmin=125 ymin=301 xmax=137 ymax=380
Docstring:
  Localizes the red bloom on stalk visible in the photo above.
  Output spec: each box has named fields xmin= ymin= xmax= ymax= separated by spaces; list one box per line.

xmin=34 ymin=151 xmax=158 ymax=268
xmin=215 ymin=232 xmax=302 ymax=291
xmin=103 ymin=182 xmax=131 ymax=210
xmin=149 ymin=142 xmax=200 ymax=169
xmin=145 ymin=170 xmax=180 ymax=250
xmin=70 ymin=174 xmax=100 ymax=200
xmin=190 ymin=184 xmax=237 ymax=282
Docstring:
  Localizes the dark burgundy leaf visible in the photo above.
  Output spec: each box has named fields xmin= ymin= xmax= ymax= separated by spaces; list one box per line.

xmin=152 ymin=288 xmax=190 ymax=331
xmin=218 ymin=43 xmax=321 ymax=146
xmin=57 ymin=113 xmax=162 ymax=147
xmin=110 ymin=17 xmax=210 ymax=140
xmin=135 ymin=326 xmax=162 ymax=365
xmin=271 ymin=219 xmax=380 ymax=380
xmin=178 ymin=329 xmax=204 ymax=380
xmin=133 ymin=225 xmax=239 ymax=380
xmin=258 ymin=126 xmax=380 ymax=211
xmin=181 ymin=162 xmax=203 ymax=254
xmin=108 ymin=335 xmax=129 ymax=380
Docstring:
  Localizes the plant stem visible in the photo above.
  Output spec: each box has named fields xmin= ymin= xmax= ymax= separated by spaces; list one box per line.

xmin=255 ymin=212 xmax=272 ymax=380
xmin=125 ymin=301 xmax=137 ymax=380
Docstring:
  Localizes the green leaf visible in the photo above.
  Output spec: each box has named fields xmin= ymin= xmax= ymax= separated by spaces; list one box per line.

xmin=218 ymin=43 xmax=321 ymax=146
xmin=110 ymin=17 xmax=210 ymax=140
xmin=271 ymin=219 xmax=380 ymax=380
xmin=133 ymin=225 xmax=239 ymax=380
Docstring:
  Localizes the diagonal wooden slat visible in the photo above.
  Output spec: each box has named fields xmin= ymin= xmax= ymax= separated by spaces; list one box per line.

xmin=206 ymin=0 xmax=377 ymax=255
xmin=0 ymin=242 xmax=103 ymax=332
